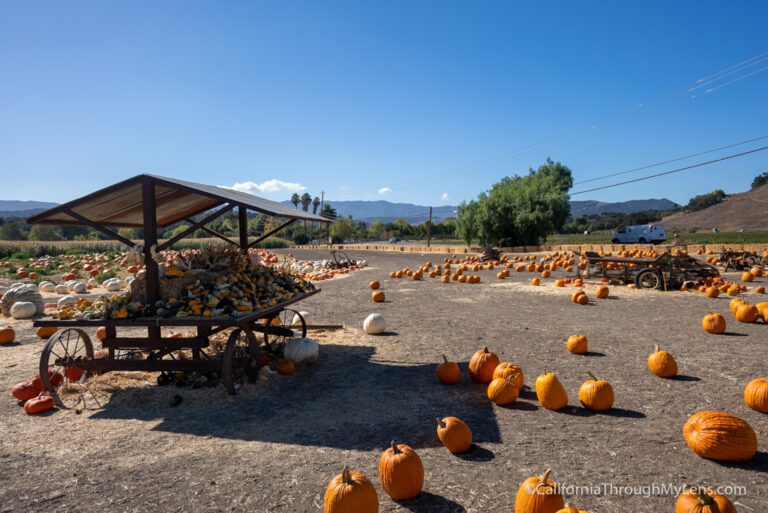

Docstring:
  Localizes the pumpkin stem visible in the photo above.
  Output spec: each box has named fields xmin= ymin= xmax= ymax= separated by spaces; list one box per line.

xmin=390 ymin=440 xmax=401 ymax=454
xmin=539 ymin=469 xmax=552 ymax=486
xmin=696 ymin=490 xmax=715 ymax=506
xmin=437 ymin=418 xmax=446 ymax=428
xmin=506 ymin=373 xmax=519 ymax=383
xmin=341 ymin=467 xmax=352 ymax=484
xmin=654 ymin=344 xmax=659 ymax=353
xmin=442 ymin=354 xmax=448 ymax=364
xmin=587 ymin=371 xmax=597 ymax=381
xmin=483 ymin=346 xmax=489 ymax=353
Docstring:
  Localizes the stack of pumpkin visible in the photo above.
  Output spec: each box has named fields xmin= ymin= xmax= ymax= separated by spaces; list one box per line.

xmin=11 ymin=370 xmax=59 ymax=415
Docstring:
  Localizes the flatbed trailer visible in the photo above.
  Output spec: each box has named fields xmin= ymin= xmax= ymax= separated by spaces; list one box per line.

xmin=574 ymin=250 xmax=720 ymax=290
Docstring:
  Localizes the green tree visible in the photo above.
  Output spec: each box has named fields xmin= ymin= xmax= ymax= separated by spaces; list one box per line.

xmin=456 ymin=200 xmax=479 ymax=245
xmin=290 ymin=193 xmax=300 ymax=209
xmin=0 ymin=219 xmax=25 ymax=240
xmin=367 ymin=220 xmax=385 ymax=240
xmin=117 ymin=228 xmax=140 ymax=241
xmin=330 ymin=216 xmax=356 ymax=242
xmin=28 ymin=225 xmax=62 ymax=241
xmin=751 ymin=171 xmax=768 ymax=189
xmin=458 ymin=158 xmax=573 ymax=246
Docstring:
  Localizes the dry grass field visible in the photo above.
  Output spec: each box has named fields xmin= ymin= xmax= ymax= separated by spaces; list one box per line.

xmin=1 ymin=249 xmax=766 ymax=512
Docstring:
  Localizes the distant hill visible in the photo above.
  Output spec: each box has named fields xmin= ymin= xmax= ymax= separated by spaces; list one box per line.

xmin=281 ymin=200 xmax=458 ymax=224
xmin=0 ymin=200 xmax=58 ymax=218
xmin=661 ymin=186 xmax=768 ymax=231
xmin=569 ymin=198 xmax=678 ymax=217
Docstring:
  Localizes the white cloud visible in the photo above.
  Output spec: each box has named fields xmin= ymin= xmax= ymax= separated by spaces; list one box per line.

xmin=441 ymin=193 xmax=451 ymax=201
xmin=378 ymin=187 xmax=392 ymax=195
xmin=225 ymin=179 xmax=307 ymax=195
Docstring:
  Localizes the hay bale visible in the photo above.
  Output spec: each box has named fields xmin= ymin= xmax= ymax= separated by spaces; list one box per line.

xmin=129 ymin=269 xmax=214 ymax=303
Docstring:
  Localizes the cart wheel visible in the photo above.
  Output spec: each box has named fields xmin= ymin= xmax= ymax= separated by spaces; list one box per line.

xmin=263 ymin=309 xmax=307 ymax=349
xmin=39 ymin=328 xmax=94 ymax=408
xmin=635 ymin=268 xmax=663 ymax=290
xmin=222 ymin=328 xmax=259 ymax=395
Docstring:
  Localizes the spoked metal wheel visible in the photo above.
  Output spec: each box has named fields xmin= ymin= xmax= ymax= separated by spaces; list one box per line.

xmin=635 ymin=268 xmax=663 ymax=290
xmin=263 ymin=309 xmax=307 ymax=350
xmin=222 ymin=328 xmax=259 ymax=395
xmin=39 ymin=328 xmax=94 ymax=408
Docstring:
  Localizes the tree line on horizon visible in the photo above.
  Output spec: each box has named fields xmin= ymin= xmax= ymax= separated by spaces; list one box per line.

xmin=1 ymin=170 xmax=765 ymax=244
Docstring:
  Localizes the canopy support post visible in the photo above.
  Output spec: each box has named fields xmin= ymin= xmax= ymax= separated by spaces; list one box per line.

xmin=142 ymin=178 xmax=161 ymax=338
xmin=238 ymin=204 xmax=249 ymax=253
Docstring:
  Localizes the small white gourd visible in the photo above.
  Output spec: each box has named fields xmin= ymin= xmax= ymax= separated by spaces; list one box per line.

xmin=55 ymin=284 xmax=70 ymax=294
xmin=72 ymin=283 xmax=87 ymax=294
xmin=291 ymin=311 xmax=311 ymax=326
xmin=58 ymin=295 xmax=78 ymax=308
xmin=363 ymin=313 xmax=386 ymax=334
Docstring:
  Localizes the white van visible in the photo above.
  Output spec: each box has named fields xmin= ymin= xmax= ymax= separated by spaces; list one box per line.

xmin=611 ymin=224 xmax=666 ymax=244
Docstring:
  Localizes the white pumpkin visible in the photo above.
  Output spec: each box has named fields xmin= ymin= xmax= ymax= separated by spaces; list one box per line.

xmin=66 ymin=280 xmax=79 ymax=291
xmin=87 ymin=278 xmax=99 ymax=287
xmin=283 ymin=337 xmax=319 ymax=365
xmin=55 ymin=284 xmax=70 ymax=294
xmin=10 ymin=301 xmax=37 ymax=319
xmin=72 ymin=282 xmax=87 ymax=294
xmin=38 ymin=281 xmax=56 ymax=293
xmin=103 ymin=278 xmax=124 ymax=291
xmin=363 ymin=313 xmax=386 ymax=334
xmin=291 ymin=311 xmax=311 ymax=326
xmin=58 ymin=295 xmax=78 ymax=308
xmin=0 ymin=284 xmax=44 ymax=316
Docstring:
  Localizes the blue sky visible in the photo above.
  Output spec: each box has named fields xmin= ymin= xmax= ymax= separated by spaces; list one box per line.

xmin=1 ymin=1 xmax=767 ymax=208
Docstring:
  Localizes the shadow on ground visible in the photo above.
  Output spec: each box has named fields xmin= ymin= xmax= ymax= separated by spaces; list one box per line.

xmin=90 ymin=344 xmax=501 ymax=450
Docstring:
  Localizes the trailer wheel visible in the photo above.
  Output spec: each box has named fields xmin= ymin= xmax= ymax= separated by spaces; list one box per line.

xmin=39 ymin=328 xmax=94 ymax=408
xmin=635 ymin=268 xmax=663 ymax=290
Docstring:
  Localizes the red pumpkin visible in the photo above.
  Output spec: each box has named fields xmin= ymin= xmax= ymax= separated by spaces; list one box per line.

xmin=24 ymin=395 xmax=55 ymax=415
xmin=12 ymin=381 xmax=39 ymax=402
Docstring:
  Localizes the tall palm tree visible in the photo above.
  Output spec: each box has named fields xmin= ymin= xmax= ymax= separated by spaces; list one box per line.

xmin=312 ymin=196 xmax=320 ymax=214
xmin=290 ymin=193 xmax=300 ymax=209
xmin=300 ymin=193 xmax=312 ymax=211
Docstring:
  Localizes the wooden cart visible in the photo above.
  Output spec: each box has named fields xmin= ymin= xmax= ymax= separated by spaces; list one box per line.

xmin=574 ymin=250 xmax=720 ymax=290
xmin=26 ymin=174 xmax=330 ymax=401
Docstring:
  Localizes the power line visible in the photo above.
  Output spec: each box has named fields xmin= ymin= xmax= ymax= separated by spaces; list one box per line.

xmin=574 ymin=134 xmax=768 ymax=185
xmin=569 ymin=145 xmax=768 ymax=196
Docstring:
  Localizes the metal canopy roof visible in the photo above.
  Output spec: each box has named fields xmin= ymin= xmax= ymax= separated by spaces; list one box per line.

xmin=26 ymin=174 xmax=330 ymax=228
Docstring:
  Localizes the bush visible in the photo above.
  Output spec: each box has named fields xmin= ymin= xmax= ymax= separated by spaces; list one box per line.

xmin=293 ymin=233 xmax=310 ymax=245
xmin=685 ymin=190 xmax=726 ymax=213
xmin=752 ymin=171 xmax=768 ymax=189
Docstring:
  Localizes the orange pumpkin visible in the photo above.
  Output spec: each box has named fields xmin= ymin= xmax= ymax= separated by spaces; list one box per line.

xmin=369 ymin=280 xmax=380 ymax=290
xmin=96 ymin=327 xmax=108 ymax=340
xmin=556 ymin=505 xmax=591 ymax=513
xmin=0 ymin=326 xmax=15 ymax=345
xmin=378 ymin=441 xmax=423 ymax=500
xmin=371 ymin=290 xmax=385 ymax=302
xmin=756 ymin=285 xmax=766 ymax=294
xmin=276 ymin=359 xmax=294 ymax=375
xmin=535 ymin=372 xmax=568 ymax=410
xmin=515 ymin=469 xmax=564 ymax=513
xmin=324 ymin=467 xmax=378 ymax=513
xmin=12 ymin=381 xmax=39 ymax=402
xmin=675 ymin=487 xmax=736 ymax=513
xmin=36 ymin=327 xmax=58 ymax=339
xmin=735 ymin=303 xmax=759 ymax=323
xmin=576 ymin=293 xmax=589 ymax=305
xmin=487 ymin=375 xmax=520 ymax=405
xmin=744 ymin=377 xmax=768 ymax=413
xmin=594 ymin=285 xmax=609 ymax=298
xmin=468 ymin=347 xmax=500 ymax=383
xmin=436 ymin=416 xmax=472 ymax=453
xmin=701 ymin=313 xmax=726 ymax=334
xmin=566 ymin=334 xmax=588 ymax=354
xmin=492 ymin=362 xmax=524 ymax=389
xmin=578 ymin=372 xmax=614 ymax=411
xmin=683 ymin=411 xmax=757 ymax=461
xmin=437 ymin=355 xmax=460 ymax=384
xmin=648 ymin=345 xmax=677 ymax=378
xmin=531 ymin=277 xmax=540 ymax=286
xmin=705 ymin=286 xmax=719 ymax=298
xmin=741 ymin=271 xmax=753 ymax=282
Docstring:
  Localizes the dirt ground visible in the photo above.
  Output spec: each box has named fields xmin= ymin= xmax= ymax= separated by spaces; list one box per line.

xmin=1 ymin=249 xmax=767 ymax=512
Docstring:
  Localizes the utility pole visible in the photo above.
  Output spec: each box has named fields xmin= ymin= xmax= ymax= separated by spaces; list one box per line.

xmin=427 ymin=207 xmax=432 ymax=247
